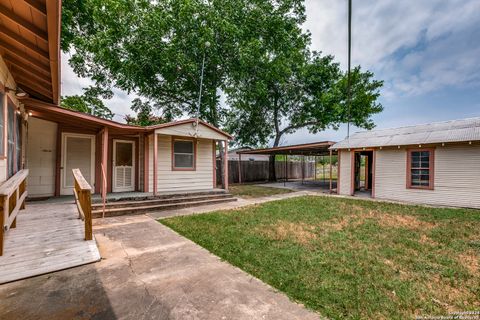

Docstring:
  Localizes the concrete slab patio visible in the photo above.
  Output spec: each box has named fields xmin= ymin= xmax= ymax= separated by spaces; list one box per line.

xmin=0 ymin=212 xmax=321 ymax=319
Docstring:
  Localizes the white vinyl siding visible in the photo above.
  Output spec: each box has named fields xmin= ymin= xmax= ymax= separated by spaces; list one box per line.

xmin=375 ymin=145 xmax=480 ymax=209
xmin=149 ymin=135 xmax=214 ymax=193
xmin=338 ymin=150 xmax=352 ymax=195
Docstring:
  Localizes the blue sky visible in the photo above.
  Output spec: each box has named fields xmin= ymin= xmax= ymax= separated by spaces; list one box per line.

xmin=61 ymin=0 xmax=480 ymax=146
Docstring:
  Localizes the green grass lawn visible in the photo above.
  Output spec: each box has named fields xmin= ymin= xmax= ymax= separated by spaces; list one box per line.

xmin=228 ymin=184 xmax=293 ymax=198
xmin=160 ymin=196 xmax=480 ymax=319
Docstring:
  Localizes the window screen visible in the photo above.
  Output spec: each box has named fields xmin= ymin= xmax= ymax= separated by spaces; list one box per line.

xmin=173 ymin=140 xmax=194 ymax=169
xmin=16 ymin=114 xmax=22 ymax=171
xmin=409 ymin=150 xmax=432 ymax=188
xmin=0 ymin=93 xmax=4 ymax=155
xmin=7 ymin=103 xmax=15 ymax=178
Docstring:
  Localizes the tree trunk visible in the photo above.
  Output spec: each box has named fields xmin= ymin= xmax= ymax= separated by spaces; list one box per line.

xmin=268 ymin=154 xmax=276 ymax=181
xmin=268 ymin=134 xmax=282 ymax=182
xmin=218 ymin=141 xmax=225 ymax=189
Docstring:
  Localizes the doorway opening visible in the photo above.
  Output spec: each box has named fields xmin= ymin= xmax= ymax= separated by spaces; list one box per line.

xmin=353 ymin=150 xmax=373 ymax=197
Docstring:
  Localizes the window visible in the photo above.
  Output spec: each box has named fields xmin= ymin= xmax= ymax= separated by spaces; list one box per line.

xmin=0 ymin=93 xmax=4 ymax=156
xmin=7 ymin=102 xmax=15 ymax=178
xmin=16 ymin=113 xmax=22 ymax=171
xmin=172 ymin=138 xmax=195 ymax=170
xmin=407 ymin=149 xmax=434 ymax=190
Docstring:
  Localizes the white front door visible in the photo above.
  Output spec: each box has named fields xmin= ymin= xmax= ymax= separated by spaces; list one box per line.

xmin=113 ymin=140 xmax=135 ymax=192
xmin=60 ymin=133 xmax=96 ymax=195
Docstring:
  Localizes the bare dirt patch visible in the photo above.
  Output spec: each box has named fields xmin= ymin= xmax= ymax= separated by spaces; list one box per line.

xmin=458 ymin=251 xmax=479 ymax=276
xmin=260 ymin=221 xmax=317 ymax=245
xmin=377 ymin=213 xmax=436 ymax=230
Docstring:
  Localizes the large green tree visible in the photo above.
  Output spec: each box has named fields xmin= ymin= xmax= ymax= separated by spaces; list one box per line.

xmin=62 ymin=0 xmax=383 ymax=181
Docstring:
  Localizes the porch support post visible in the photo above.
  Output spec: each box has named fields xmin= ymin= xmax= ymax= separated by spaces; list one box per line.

xmin=238 ymin=152 xmax=242 ymax=184
xmin=223 ymin=141 xmax=229 ymax=190
xmin=144 ymin=134 xmax=149 ymax=192
xmin=212 ymin=140 xmax=217 ymax=188
xmin=153 ymin=133 xmax=158 ymax=196
xmin=54 ymin=125 xmax=62 ymax=196
xmin=301 ymin=155 xmax=304 ymax=184
xmin=101 ymin=127 xmax=108 ymax=199
xmin=329 ymin=149 xmax=333 ymax=193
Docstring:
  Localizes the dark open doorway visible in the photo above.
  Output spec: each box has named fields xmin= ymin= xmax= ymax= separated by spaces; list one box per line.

xmin=353 ymin=150 xmax=374 ymax=197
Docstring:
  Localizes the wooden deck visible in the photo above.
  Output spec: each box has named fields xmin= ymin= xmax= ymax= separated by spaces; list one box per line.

xmin=0 ymin=200 xmax=101 ymax=284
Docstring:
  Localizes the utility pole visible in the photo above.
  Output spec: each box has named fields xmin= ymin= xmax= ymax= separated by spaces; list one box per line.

xmin=347 ymin=0 xmax=352 ymax=138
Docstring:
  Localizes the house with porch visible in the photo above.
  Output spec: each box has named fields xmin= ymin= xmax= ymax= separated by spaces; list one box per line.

xmin=0 ymin=0 xmax=234 ymax=282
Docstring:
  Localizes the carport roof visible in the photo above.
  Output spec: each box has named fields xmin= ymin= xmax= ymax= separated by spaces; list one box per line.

xmin=237 ymin=141 xmax=336 ymax=156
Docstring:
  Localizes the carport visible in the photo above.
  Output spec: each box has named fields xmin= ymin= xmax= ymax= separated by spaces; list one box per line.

xmin=237 ymin=141 xmax=338 ymax=193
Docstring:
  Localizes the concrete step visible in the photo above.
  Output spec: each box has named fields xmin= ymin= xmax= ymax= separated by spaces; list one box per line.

xmin=91 ymin=190 xmax=228 ymax=204
xmin=92 ymin=196 xmax=237 ymax=218
xmin=92 ymin=193 xmax=234 ymax=210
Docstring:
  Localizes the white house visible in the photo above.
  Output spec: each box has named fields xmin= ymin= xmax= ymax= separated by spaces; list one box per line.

xmin=332 ymin=118 xmax=480 ymax=209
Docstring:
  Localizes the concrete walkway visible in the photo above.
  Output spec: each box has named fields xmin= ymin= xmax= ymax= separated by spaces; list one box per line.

xmin=0 ymin=212 xmax=321 ymax=319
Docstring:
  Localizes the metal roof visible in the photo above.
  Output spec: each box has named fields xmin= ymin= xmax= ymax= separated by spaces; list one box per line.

xmin=238 ymin=141 xmax=336 ymax=156
xmin=332 ymin=117 xmax=480 ymax=149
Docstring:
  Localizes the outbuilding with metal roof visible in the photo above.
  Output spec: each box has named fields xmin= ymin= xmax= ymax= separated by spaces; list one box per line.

xmin=332 ymin=117 xmax=480 ymax=209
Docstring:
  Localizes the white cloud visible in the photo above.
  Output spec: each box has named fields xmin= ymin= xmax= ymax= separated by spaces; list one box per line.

xmin=304 ymin=0 xmax=480 ymax=97
xmin=61 ymin=52 xmax=136 ymax=122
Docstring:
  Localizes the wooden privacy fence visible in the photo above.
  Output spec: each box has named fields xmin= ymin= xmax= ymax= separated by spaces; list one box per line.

xmin=217 ymin=160 xmax=315 ymax=184
xmin=72 ymin=169 xmax=93 ymax=241
xmin=0 ymin=169 xmax=28 ymax=256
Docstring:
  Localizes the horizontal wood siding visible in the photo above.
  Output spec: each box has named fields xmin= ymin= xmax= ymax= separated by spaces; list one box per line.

xmin=375 ymin=145 xmax=480 ymax=208
xmin=338 ymin=150 xmax=351 ymax=195
xmin=149 ymin=135 xmax=214 ymax=193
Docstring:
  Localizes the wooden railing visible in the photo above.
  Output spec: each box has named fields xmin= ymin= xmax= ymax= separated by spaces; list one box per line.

xmin=0 ymin=169 xmax=28 ymax=256
xmin=72 ymin=169 xmax=93 ymax=241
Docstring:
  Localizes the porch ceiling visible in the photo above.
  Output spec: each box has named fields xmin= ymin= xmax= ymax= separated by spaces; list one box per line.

xmin=0 ymin=0 xmax=60 ymax=104
xmin=238 ymin=141 xmax=337 ymax=156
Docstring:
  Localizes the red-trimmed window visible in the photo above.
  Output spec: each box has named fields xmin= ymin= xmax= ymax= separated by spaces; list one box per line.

xmin=172 ymin=138 xmax=196 ymax=170
xmin=407 ymin=149 xmax=434 ymax=190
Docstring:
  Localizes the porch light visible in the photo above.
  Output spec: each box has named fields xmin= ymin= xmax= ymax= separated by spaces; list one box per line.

xmin=5 ymin=86 xmax=27 ymax=98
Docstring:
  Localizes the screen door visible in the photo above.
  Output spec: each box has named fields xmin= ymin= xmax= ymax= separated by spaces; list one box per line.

xmin=113 ymin=140 xmax=135 ymax=192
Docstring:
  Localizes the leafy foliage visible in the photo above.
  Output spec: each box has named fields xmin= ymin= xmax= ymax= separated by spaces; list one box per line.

xmin=226 ymin=50 xmax=384 ymax=147
xmin=61 ymin=86 xmax=114 ymax=119
xmin=62 ymin=0 xmax=383 ymax=146
xmin=125 ymin=98 xmax=167 ymax=126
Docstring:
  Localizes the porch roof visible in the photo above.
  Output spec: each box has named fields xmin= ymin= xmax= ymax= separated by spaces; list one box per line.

xmin=25 ymin=98 xmax=146 ymax=134
xmin=238 ymin=141 xmax=337 ymax=156
xmin=24 ymin=98 xmax=232 ymax=138
xmin=0 ymin=0 xmax=61 ymax=104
